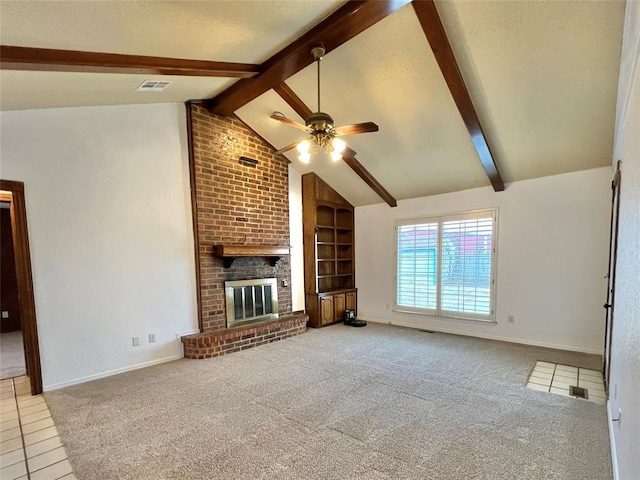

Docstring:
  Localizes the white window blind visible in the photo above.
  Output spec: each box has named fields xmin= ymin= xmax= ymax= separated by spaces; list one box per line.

xmin=395 ymin=209 xmax=497 ymax=322
xmin=397 ymin=222 xmax=438 ymax=313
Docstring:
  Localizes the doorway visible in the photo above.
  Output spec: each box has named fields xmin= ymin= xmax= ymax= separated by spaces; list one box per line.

xmin=1 ymin=196 xmax=27 ymax=379
xmin=0 ymin=180 xmax=42 ymax=394
xmin=603 ymin=160 xmax=621 ymax=393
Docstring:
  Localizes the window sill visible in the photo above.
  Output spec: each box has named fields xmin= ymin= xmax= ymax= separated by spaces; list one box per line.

xmin=392 ymin=308 xmax=497 ymax=325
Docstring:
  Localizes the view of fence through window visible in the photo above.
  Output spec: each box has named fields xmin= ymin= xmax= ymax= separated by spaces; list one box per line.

xmin=396 ymin=211 xmax=495 ymax=320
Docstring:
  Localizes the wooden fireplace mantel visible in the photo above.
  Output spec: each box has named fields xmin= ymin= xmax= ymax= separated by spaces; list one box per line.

xmin=212 ymin=244 xmax=291 ymax=268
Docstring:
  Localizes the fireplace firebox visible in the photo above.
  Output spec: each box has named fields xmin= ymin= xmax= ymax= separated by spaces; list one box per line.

xmin=225 ymin=278 xmax=278 ymax=328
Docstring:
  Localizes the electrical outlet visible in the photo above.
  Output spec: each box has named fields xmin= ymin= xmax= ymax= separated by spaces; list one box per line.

xmin=386 ymin=303 xmax=390 ymax=310
xmin=1 ymin=311 xmax=8 ymax=319
xmin=149 ymin=333 xmax=156 ymax=343
xmin=132 ymin=336 xmax=140 ymax=347
xmin=508 ymin=315 xmax=515 ymax=323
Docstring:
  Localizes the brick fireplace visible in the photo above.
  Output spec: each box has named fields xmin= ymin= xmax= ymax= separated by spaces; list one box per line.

xmin=181 ymin=105 xmax=307 ymax=359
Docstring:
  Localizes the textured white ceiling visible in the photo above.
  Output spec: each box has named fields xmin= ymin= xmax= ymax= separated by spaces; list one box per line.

xmin=0 ymin=1 xmax=341 ymax=63
xmin=0 ymin=71 xmax=234 ymax=111
xmin=435 ymin=0 xmax=625 ymax=183
xmin=0 ymin=0 xmax=342 ymax=112
xmin=0 ymin=0 xmax=626 ymax=205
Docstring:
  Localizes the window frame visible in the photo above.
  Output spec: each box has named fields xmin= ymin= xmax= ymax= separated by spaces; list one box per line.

xmin=394 ymin=208 xmax=498 ymax=324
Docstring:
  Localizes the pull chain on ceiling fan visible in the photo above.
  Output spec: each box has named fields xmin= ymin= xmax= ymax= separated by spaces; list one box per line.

xmin=271 ymin=46 xmax=379 ymax=164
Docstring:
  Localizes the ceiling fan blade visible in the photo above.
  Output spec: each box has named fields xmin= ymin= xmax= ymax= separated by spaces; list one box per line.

xmin=270 ymin=112 xmax=309 ymax=132
xmin=274 ymin=141 xmax=299 ymax=156
xmin=334 ymin=122 xmax=379 ymax=136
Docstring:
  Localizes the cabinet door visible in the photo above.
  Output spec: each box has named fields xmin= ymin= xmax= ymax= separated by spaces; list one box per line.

xmin=334 ymin=294 xmax=346 ymax=323
xmin=320 ymin=296 xmax=334 ymax=325
xmin=346 ymin=291 xmax=357 ymax=315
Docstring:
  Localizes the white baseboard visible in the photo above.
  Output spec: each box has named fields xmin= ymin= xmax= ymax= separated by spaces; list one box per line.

xmin=607 ymin=400 xmax=620 ymax=480
xmin=361 ymin=316 xmax=603 ymax=355
xmin=43 ymin=354 xmax=183 ymax=392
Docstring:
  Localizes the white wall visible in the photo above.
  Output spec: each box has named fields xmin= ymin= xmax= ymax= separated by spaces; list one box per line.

xmin=608 ymin=2 xmax=640 ymax=478
xmin=356 ymin=167 xmax=611 ymax=354
xmin=288 ymin=165 xmax=305 ymax=312
xmin=0 ymin=103 xmax=198 ymax=390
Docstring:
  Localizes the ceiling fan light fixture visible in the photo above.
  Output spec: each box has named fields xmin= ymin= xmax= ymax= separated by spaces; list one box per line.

xmin=271 ymin=46 xmax=378 ymax=164
xmin=331 ymin=137 xmax=346 ymax=154
xmin=330 ymin=137 xmax=346 ymax=162
xmin=299 ymin=152 xmax=311 ymax=164
xmin=297 ymin=139 xmax=311 ymax=155
xmin=305 ymin=112 xmax=334 ymax=131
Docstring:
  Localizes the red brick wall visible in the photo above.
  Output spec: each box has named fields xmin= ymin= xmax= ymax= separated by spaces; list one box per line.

xmin=190 ymin=105 xmax=292 ymax=332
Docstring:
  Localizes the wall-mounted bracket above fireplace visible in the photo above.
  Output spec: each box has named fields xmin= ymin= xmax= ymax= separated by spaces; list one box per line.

xmin=212 ymin=244 xmax=291 ymax=268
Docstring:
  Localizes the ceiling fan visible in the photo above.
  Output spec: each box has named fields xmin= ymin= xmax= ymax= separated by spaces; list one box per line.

xmin=271 ymin=46 xmax=379 ymax=164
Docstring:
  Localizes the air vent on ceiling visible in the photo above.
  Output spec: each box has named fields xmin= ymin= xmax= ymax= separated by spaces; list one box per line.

xmin=136 ymin=80 xmax=172 ymax=92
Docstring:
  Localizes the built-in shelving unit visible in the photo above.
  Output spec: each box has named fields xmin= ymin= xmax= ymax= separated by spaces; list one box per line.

xmin=302 ymin=173 xmax=356 ymax=328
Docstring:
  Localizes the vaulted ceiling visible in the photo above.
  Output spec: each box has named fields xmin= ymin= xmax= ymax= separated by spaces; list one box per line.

xmin=0 ymin=1 xmax=625 ymax=206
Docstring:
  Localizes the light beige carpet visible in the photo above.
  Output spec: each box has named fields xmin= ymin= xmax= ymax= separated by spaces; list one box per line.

xmin=0 ymin=330 xmax=26 ymax=379
xmin=45 ymin=323 xmax=611 ymax=479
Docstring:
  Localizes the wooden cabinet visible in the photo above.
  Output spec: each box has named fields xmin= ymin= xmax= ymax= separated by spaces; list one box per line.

xmin=334 ymin=293 xmax=346 ymax=322
xmin=320 ymin=295 xmax=334 ymax=326
xmin=303 ymin=173 xmax=357 ymax=328
xmin=307 ymin=291 xmax=357 ymax=327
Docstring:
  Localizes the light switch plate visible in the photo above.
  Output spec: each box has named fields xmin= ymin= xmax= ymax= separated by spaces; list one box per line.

xmin=1 ymin=311 xmax=8 ymax=319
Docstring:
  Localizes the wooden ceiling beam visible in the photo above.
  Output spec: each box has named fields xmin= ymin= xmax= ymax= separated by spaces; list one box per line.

xmin=274 ymin=83 xmax=313 ymax=119
xmin=342 ymin=148 xmax=397 ymax=207
xmin=0 ymin=45 xmax=260 ymax=78
xmin=204 ymin=0 xmax=411 ymax=116
xmin=274 ymin=82 xmax=397 ymax=207
xmin=412 ymin=1 xmax=505 ymax=192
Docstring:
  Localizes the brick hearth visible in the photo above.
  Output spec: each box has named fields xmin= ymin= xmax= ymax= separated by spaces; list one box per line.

xmin=181 ymin=313 xmax=308 ymax=359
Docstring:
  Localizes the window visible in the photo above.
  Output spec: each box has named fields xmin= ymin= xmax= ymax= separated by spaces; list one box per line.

xmin=395 ymin=209 xmax=497 ymax=322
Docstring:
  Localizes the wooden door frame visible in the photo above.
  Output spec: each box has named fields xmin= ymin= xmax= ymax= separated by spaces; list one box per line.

xmin=0 ymin=180 xmax=42 ymax=394
xmin=603 ymin=160 xmax=621 ymax=392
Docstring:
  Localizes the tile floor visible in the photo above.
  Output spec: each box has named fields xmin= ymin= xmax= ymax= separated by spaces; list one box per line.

xmin=0 ymin=376 xmax=75 ymax=480
xmin=526 ymin=361 xmax=607 ymax=404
